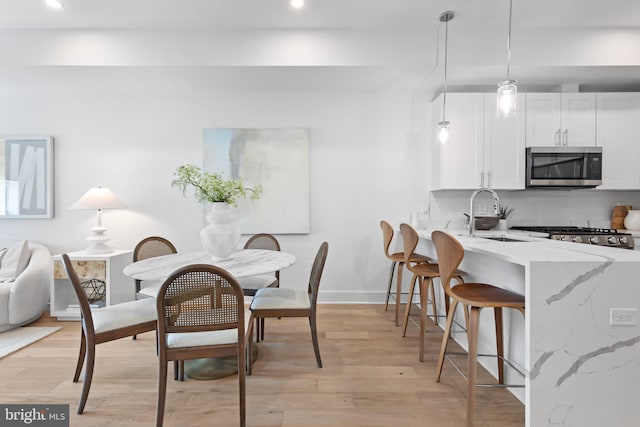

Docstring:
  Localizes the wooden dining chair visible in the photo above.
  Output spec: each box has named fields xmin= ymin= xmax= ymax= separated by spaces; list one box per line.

xmin=432 ymin=231 xmax=525 ymax=427
xmin=61 ymin=254 xmax=157 ymax=415
xmin=249 ymin=242 xmax=328 ymax=370
xmin=133 ymin=236 xmax=177 ymax=298
xmin=155 ymin=264 xmax=253 ymax=427
xmin=380 ymin=220 xmax=431 ymax=326
xmin=238 ymin=233 xmax=281 ymax=341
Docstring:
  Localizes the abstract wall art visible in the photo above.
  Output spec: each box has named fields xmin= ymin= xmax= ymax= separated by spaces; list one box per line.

xmin=0 ymin=136 xmax=53 ymax=219
xmin=203 ymin=128 xmax=310 ymax=234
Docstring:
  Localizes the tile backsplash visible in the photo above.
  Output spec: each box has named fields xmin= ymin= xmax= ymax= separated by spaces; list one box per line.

xmin=426 ymin=189 xmax=640 ymax=230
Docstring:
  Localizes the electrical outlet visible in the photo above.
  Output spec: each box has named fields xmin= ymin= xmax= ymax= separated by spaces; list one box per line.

xmin=610 ymin=308 xmax=638 ymax=326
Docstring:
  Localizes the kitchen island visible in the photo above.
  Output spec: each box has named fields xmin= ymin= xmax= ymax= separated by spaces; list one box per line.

xmin=412 ymin=228 xmax=640 ymax=427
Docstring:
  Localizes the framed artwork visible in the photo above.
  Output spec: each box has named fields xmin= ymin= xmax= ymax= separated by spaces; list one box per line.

xmin=0 ymin=136 xmax=54 ymax=219
xmin=203 ymin=128 xmax=310 ymax=234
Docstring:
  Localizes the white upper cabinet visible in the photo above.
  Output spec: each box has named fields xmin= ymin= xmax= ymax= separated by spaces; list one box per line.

xmin=431 ymin=93 xmax=525 ymax=190
xmin=431 ymin=93 xmax=484 ymax=190
xmin=525 ymin=93 xmax=596 ymax=147
xmin=596 ymin=93 xmax=640 ymax=190
xmin=483 ymin=94 xmax=526 ymax=190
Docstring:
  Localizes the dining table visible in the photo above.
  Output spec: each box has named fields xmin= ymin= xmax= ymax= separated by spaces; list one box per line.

xmin=123 ymin=248 xmax=296 ymax=283
xmin=122 ymin=248 xmax=296 ymax=380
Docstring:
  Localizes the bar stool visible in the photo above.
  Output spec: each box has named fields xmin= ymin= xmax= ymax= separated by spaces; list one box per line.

xmin=398 ymin=224 xmax=465 ymax=362
xmin=380 ymin=220 xmax=430 ymax=326
xmin=432 ymin=230 xmax=525 ymax=427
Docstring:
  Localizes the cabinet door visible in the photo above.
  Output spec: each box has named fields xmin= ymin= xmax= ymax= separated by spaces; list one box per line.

xmin=597 ymin=93 xmax=640 ymax=189
xmin=484 ymin=94 xmax=526 ymax=189
xmin=562 ymin=93 xmax=596 ymax=146
xmin=525 ymin=93 xmax=562 ymax=147
xmin=433 ymin=93 xmax=484 ymax=189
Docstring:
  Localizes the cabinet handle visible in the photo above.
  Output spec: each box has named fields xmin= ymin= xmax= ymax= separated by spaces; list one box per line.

xmin=563 ymin=129 xmax=568 ymax=146
xmin=480 ymin=172 xmax=484 ymax=187
xmin=555 ymin=129 xmax=561 ymax=146
xmin=487 ymin=171 xmax=492 ymax=188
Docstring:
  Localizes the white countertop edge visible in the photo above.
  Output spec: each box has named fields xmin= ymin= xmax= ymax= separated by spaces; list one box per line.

xmin=415 ymin=228 xmax=640 ymax=265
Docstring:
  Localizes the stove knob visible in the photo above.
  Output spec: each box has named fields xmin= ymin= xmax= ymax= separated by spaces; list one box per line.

xmin=620 ymin=236 xmax=629 ymax=244
xmin=590 ymin=236 xmax=600 ymax=244
xmin=607 ymin=236 xmax=617 ymax=244
xmin=572 ymin=236 xmax=583 ymax=243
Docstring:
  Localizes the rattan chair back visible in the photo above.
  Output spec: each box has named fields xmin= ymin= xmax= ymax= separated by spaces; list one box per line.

xmin=133 ymin=236 xmax=177 ymax=294
xmin=244 ymin=233 xmax=281 ymax=251
xmin=157 ymin=264 xmax=244 ymax=336
xmin=134 ymin=236 xmax=177 ymax=262
xmin=244 ymin=233 xmax=281 ymax=282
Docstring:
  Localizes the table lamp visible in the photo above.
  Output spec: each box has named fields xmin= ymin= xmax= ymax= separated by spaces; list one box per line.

xmin=70 ymin=187 xmax=126 ymax=254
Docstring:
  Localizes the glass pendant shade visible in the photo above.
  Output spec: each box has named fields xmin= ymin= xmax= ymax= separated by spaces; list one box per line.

xmin=497 ymin=80 xmax=517 ymax=118
xmin=438 ymin=121 xmax=450 ymax=144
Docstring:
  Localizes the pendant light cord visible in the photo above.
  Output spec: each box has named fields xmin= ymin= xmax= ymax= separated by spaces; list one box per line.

xmin=506 ymin=0 xmax=513 ymax=81
xmin=442 ymin=16 xmax=449 ymax=122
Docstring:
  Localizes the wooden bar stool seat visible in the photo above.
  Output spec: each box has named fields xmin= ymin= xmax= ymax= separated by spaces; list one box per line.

xmin=380 ymin=220 xmax=431 ymax=326
xmin=432 ymin=230 xmax=525 ymax=427
xmin=399 ymin=224 xmax=465 ymax=362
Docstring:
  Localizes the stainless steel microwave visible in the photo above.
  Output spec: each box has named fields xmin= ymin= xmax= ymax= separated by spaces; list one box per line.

xmin=526 ymin=146 xmax=602 ymax=188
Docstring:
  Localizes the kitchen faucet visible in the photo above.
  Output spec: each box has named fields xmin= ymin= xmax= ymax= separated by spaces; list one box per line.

xmin=469 ymin=187 xmax=500 ymax=237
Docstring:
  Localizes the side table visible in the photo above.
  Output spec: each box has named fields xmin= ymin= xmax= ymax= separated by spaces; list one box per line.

xmin=50 ymin=250 xmax=133 ymax=321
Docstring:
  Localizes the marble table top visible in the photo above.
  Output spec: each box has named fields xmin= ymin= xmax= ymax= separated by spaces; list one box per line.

xmin=123 ymin=249 xmax=296 ymax=282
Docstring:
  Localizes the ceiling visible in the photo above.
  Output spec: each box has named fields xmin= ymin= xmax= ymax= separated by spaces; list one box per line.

xmin=1 ymin=0 xmax=639 ymax=92
xmin=1 ymin=0 xmax=639 ymax=30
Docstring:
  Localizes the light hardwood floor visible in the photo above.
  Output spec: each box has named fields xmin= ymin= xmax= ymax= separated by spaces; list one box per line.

xmin=0 ymin=305 xmax=524 ymax=426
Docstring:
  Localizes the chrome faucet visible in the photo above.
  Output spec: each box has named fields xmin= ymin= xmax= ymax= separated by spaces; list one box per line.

xmin=469 ymin=187 xmax=500 ymax=237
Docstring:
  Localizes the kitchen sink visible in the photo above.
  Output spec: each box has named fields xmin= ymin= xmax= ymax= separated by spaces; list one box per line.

xmin=484 ymin=237 xmax=528 ymax=242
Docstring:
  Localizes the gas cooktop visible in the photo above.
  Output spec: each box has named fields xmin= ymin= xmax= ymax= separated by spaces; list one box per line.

xmin=510 ymin=226 xmax=634 ymax=249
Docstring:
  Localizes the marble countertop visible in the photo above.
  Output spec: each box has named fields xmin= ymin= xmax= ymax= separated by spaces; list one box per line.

xmin=416 ymin=228 xmax=640 ymax=265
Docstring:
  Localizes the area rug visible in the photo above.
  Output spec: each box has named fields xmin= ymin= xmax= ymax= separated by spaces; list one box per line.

xmin=0 ymin=326 xmax=62 ymax=359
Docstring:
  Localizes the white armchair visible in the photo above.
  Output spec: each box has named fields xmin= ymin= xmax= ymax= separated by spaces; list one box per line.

xmin=0 ymin=240 xmax=51 ymax=332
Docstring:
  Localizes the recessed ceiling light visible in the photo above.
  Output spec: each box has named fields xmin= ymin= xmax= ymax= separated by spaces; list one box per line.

xmin=290 ymin=0 xmax=304 ymax=9
xmin=45 ymin=0 xmax=63 ymax=9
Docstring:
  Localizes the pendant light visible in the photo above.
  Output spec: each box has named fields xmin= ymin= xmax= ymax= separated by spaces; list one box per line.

xmin=438 ymin=11 xmax=454 ymax=144
xmin=497 ymin=0 xmax=517 ymax=118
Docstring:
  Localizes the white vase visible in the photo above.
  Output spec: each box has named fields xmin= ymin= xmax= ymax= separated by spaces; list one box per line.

xmin=200 ymin=202 xmax=241 ymax=261
xmin=624 ymin=210 xmax=640 ymax=231
xmin=497 ymin=218 xmax=509 ymax=231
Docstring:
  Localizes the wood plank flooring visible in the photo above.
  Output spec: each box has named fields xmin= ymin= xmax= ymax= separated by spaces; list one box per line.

xmin=0 ymin=305 xmax=524 ymax=426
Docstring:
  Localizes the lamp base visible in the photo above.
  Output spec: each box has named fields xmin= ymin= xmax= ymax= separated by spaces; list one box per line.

xmin=83 ymin=243 xmax=114 ymax=254
xmin=83 ymin=226 xmax=114 ymax=254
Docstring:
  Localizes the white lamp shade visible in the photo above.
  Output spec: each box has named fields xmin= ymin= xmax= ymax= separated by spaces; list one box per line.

xmin=70 ymin=187 xmax=126 ymax=210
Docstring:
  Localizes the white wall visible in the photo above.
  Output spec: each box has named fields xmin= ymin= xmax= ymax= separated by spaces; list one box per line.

xmin=0 ymin=72 xmax=429 ymax=302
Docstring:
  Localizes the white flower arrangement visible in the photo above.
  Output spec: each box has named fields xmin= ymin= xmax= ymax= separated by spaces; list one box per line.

xmin=172 ymin=164 xmax=262 ymax=207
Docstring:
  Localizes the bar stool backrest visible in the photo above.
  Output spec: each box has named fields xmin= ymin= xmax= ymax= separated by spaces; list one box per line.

xmin=399 ymin=223 xmax=419 ymax=265
xmin=431 ymin=231 xmax=465 ymax=295
xmin=380 ymin=220 xmax=395 ymax=259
